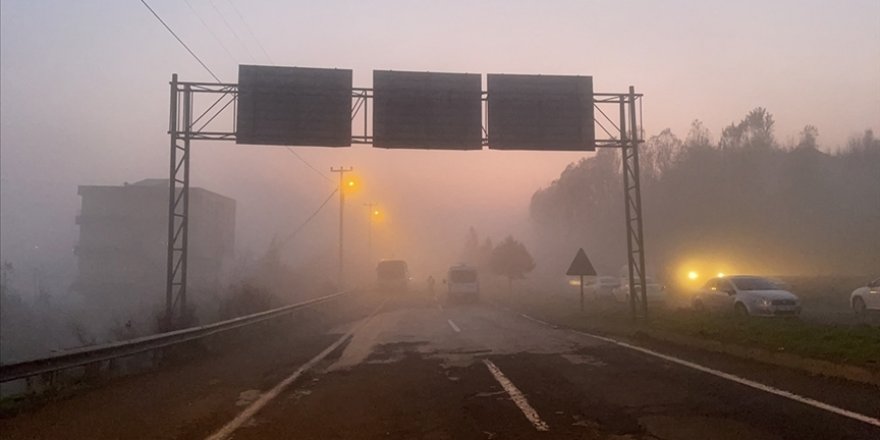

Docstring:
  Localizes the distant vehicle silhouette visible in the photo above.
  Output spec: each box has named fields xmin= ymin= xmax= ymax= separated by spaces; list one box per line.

xmin=446 ymin=264 xmax=479 ymax=303
xmin=612 ymin=276 xmax=665 ymax=304
xmin=376 ymin=260 xmax=409 ymax=294
xmin=581 ymin=276 xmax=621 ymax=299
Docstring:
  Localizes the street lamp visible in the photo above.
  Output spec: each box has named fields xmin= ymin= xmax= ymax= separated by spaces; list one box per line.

xmin=364 ymin=202 xmax=380 ymax=266
xmin=330 ymin=166 xmax=354 ymax=288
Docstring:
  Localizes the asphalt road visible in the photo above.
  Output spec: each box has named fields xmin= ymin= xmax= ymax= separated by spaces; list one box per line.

xmin=2 ymin=292 xmax=878 ymax=439
xmin=223 ymin=294 xmax=880 ymax=439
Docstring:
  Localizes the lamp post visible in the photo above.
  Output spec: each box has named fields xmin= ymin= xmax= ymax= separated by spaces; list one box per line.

xmin=364 ymin=202 xmax=380 ymax=265
xmin=330 ymin=166 xmax=354 ymax=287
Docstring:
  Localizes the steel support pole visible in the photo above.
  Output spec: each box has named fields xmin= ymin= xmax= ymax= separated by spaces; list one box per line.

xmin=367 ymin=205 xmax=373 ymax=266
xmin=367 ymin=213 xmax=372 ymax=265
xmin=330 ymin=167 xmax=353 ymax=288
xmin=579 ymin=275 xmax=584 ymax=312
xmin=165 ymin=74 xmax=178 ymax=330
xmin=339 ymin=171 xmax=344 ymax=287
xmin=165 ymin=75 xmax=192 ymax=330
xmin=628 ymin=86 xmax=648 ymax=319
xmin=179 ymin=84 xmax=192 ymax=323
xmin=620 ymin=99 xmax=637 ymax=321
xmin=364 ymin=202 xmax=377 ymax=267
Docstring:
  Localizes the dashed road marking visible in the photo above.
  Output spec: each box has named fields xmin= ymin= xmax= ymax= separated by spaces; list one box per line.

xmin=482 ymin=359 xmax=550 ymax=431
xmin=518 ymin=313 xmax=557 ymax=329
xmin=447 ymin=319 xmax=461 ymax=333
xmin=205 ymin=300 xmax=388 ymax=440
xmin=514 ymin=311 xmax=880 ymax=428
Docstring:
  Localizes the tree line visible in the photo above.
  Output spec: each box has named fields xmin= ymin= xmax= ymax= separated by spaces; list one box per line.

xmin=530 ymin=108 xmax=880 ymax=279
xmin=461 ymin=227 xmax=535 ymax=292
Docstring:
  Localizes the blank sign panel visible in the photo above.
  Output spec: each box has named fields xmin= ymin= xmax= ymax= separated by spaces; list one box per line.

xmin=236 ymin=65 xmax=352 ymax=147
xmin=487 ymin=74 xmax=594 ymax=151
xmin=372 ymin=70 xmax=482 ymax=150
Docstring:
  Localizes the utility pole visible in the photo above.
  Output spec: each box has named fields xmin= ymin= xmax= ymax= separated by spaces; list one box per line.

xmin=364 ymin=202 xmax=378 ymax=266
xmin=330 ymin=166 xmax=353 ymax=288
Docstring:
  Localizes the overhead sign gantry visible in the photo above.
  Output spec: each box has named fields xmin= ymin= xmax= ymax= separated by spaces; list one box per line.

xmin=165 ymin=65 xmax=647 ymax=327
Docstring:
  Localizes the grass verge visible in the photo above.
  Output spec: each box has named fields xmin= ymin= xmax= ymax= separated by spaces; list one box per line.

xmin=494 ymin=292 xmax=880 ymax=371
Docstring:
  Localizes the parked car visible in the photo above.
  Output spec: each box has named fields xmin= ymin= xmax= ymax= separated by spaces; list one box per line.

xmin=612 ymin=276 xmax=666 ymax=304
xmin=692 ymin=275 xmax=801 ymax=317
xmin=446 ymin=264 xmax=479 ymax=303
xmin=765 ymin=276 xmax=792 ymax=291
xmin=580 ymin=276 xmax=621 ymax=299
xmin=850 ymin=277 xmax=880 ymax=316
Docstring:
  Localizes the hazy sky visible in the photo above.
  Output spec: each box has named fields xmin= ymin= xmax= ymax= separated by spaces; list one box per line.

xmin=1 ymin=0 xmax=878 ymax=291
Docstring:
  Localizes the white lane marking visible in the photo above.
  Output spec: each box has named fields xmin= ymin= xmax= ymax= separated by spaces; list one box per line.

xmin=515 ymin=312 xmax=880 ymax=428
xmin=518 ymin=313 xmax=557 ymax=329
xmin=482 ymin=359 xmax=550 ymax=432
xmin=205 ymin=300 xmax=388 ymax=440
xmin=447 ymin=319 xmax=461 ymax=333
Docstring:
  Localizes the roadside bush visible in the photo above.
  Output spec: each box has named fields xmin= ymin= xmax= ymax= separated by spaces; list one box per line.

xmin=218 ymin=283 xmax=278 ymax=320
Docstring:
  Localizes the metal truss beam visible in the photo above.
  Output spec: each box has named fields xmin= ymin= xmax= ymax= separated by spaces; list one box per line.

xmin=165 ymin=75 xmax=650 ymax=327
xmin=165 ymin=75 xmax=191 ymax=330
xmin=619 ymin=87 xmax=648 ymax=320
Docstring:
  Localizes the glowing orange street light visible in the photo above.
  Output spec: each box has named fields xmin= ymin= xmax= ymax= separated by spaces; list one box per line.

xmin=365 ymin=202 xmax=380 ymax=264
xmin=330 ymin=166 xmax=354 ymax=286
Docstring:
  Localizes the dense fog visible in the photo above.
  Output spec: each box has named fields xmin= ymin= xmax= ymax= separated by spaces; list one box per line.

xmin=2 ymin=1 xmax=878 ymax=363
xmin=531 ymin=112 xmax=880 ymax=284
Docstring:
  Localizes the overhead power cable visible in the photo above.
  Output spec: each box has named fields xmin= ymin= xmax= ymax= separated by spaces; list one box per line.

xmin=279 ymin=188 xmax=339 ymax=249
xmin=139 ymin=0 xmax=222 ymax=83
xmin=183 ymin=0 xmax=238 ymax=64
xmin=285 ymin=148 xmax=333 ymax=183
xmin=207 ymin=0 xmax=257 ymax=62
xmin=164 ymin=0 xmax=325 ymax=184
xmin=224 ymin=0 xmax=275 ymax=64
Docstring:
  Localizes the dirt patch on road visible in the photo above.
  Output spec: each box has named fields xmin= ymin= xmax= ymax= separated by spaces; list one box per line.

xmin=230 ymin=353 xmax=544 ymax=440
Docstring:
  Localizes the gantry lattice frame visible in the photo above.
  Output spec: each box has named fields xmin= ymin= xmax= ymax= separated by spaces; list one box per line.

xmin=165 ymin=74 xmax=647 ymax=328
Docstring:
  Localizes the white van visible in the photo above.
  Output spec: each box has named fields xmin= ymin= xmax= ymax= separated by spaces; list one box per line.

xmin=447 ymin=264 xmax=479 ymax=303
xmin=376 ymin=259 xmax=409 ymax=293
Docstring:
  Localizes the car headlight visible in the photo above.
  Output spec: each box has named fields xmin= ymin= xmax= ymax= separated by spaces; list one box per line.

xmin=757 ymin=298 xmax=772 ymax=308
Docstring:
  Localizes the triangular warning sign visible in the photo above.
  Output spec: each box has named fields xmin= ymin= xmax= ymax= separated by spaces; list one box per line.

xmin=566 ymin=248 xmax=597 ymax=276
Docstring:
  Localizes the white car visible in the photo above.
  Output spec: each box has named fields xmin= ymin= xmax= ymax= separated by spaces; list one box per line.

xmin=612 ymin=276 xmax=666 ymax=304
xmin=692 ymin=275 xmax=801 ymax=317
xmin=581 ymin=276 xmax=621 ymax=299
xmin=850 ymin=277 xmax=880 ymax=316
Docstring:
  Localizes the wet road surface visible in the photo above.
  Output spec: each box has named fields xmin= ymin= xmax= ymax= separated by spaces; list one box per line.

xmin=1 ymin=292 xmax=878 ymax=439
xmin=224 ymin=294 xmax=880 ymax=440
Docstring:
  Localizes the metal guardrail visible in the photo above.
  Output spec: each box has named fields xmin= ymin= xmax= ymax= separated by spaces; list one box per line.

xmin=0 ymin=291 xmax=351 ymax=383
